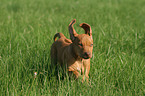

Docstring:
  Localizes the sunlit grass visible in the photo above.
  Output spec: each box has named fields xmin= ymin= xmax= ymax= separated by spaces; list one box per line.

xmin=0 ymin=0 xmax=144 ymax=95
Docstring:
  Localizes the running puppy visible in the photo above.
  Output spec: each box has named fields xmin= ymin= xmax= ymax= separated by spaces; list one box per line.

xmin=51 ymin=19 xmax=93 ymax=82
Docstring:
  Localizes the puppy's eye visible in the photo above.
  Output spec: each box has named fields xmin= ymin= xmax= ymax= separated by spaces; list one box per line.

xmin=78 ymin=43 xmax=83 ymax=46
xmin=90 ymin=44 xmax=93 ymax=47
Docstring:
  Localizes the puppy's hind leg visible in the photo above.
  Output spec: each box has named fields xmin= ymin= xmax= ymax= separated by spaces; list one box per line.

xmin=50 ymin=45 xmax=57 ymax=75
xmin=51 ymin=46 xmax=57 ymax=65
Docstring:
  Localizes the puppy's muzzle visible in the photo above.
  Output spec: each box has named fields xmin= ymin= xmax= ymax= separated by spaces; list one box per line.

xmin=83 ymin=52 xmax=91 ymax=59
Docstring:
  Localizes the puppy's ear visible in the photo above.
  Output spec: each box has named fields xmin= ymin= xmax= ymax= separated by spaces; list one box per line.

xmin=68 ymin=19 xmax=78 ymax=41
xmin=79 ymin=23 xmax=92 ymax=36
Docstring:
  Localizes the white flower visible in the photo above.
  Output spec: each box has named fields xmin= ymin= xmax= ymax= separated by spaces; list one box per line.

xmin=34 ymin=72 xmax=37 ymax=76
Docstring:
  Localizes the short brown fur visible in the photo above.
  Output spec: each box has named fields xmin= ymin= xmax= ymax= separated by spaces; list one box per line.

xmin=51 ymin=19 xmax=93 ymax=82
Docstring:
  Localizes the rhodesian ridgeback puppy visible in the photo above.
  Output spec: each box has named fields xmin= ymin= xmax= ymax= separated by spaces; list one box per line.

xmin=51 ymin=19 xmax=93 ymax=82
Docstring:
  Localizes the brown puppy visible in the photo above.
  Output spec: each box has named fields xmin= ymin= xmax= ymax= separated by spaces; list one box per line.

xmin=51 ymin=19 xmax=93 ymax=82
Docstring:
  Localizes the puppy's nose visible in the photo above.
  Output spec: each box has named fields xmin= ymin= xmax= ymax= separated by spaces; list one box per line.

xmin=83 ymin=52 xmax=90 ymax=59
xmin=84 ymin=52 xmax=90 ymax=56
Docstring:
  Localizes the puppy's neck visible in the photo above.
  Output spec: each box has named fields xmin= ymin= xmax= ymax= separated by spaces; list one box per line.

xmin=70 ymin=44 xmax=82 ymax=61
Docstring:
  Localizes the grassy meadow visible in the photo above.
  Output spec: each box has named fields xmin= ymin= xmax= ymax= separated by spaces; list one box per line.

xmin=0 ymin=0 xmax=145 ymax=95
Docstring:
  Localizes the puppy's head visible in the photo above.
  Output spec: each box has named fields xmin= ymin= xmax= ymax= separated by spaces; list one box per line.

xmin=69 ymin=19 xmax=93 ymax=59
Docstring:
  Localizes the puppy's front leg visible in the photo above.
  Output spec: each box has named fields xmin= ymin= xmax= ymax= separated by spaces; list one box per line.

xmin=83 ymin=59 xmax=90 ymax=82
xmin=68 ymin=66 xmax=80 ymax=79
xmin=73 ymin=70 xmax=80 ymax=79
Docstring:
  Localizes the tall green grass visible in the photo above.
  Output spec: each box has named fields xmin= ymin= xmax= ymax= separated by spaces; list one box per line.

xmin=0 ymin=0 xmax=144 ymax=95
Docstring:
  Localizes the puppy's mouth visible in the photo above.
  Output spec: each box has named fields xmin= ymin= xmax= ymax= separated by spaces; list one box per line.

xmin=81 ymin=52 xmax=91 ymax=59
xmin=83 ymin=56 xmax=90 ymax=59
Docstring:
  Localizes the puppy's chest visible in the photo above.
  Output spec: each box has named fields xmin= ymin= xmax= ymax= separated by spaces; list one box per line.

xmin=68 ymin=61 xmax=83 ymax=72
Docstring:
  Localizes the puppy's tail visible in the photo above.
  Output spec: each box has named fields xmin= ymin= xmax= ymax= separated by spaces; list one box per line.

xmin=54 ymin=33 xmax=66 ymax=41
